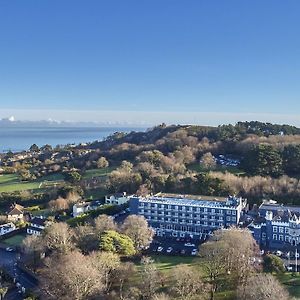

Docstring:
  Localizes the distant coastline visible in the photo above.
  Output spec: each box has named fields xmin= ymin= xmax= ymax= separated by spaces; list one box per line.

xmin=0 ymin=126 xmax=146 ymax=153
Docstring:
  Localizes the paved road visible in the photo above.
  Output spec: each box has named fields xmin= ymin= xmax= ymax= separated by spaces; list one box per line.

xmin=0 ymin=248 xmax=38 ymax=299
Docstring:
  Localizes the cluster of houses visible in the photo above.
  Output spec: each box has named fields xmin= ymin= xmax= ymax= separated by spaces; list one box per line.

xmin=73 ymin=192 xmax=129 ymax=217
xmin=2 ymin=191 xmax=300 ymax=254
xmin=1 ymin=193 xmax=132 ymax=241
xmin=0 ymin=203 xmax=49 ymax=239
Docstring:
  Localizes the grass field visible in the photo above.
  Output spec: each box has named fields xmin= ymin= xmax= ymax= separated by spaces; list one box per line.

xmin=0 ymin=173 xmax=64 ymax=193
xmin=2 ymin=233 xmax=27 ymax=247
xmin=82 ymin=167 xmax=115 ymax=179
xmin=137 ymin=255 xmax=235 ymax=300
xmin=276 ymin=272 xmax=300 ymax=297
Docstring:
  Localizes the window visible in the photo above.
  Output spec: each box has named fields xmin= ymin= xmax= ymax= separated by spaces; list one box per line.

xmin=232 ymin=210 xmax=236 ymax=215
xmin=285 ymin=236 xmax=290 ymax=242
xmin=204 ymin=208 xmax=207 ymax=213
xmin=204 ymin=221 xmax=208 ymax=226
xmin=285 ymin=227 xmax=289 ymax=233
xmin=273 ymin=226 xmax=278 ymax=233
xmin=211 ymin=222 xmax=215 ymax=226
xmin=219 ymin=216 xmax=223 ymax=220
xmin=232 ymin=217 xmax=236 ymax=222
xmin=279 ymin=235 xmax=284 ymax=241
xmin=273 ymin=234 xmax=277 ymax=240
xmin=227 ymin=210 xmax=231 ymax=215
xmin=226 ymin=216 xmax=231 ymax=221
xmin=211 ymin=209 xmax=215 ymax=214
xmin=172 ymin=232 xmax=178 ymax=237
xmin=279 ymin=227 xmax=284 ymax=233
xmin=262 ymin=233 xmax=267 ymax=237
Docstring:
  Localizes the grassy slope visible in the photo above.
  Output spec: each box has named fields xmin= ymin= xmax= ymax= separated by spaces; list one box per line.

xmin=2 ymin=233 xmax=27 ymax=247
xmin=0 ymin=173 xmax=64 ymax=193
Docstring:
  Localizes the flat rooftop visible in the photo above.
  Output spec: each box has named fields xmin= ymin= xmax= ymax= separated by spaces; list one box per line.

xmin=156 ymin=193 xmax=228 ymax=202
xmin=138 ymin=193 xmax=241 ymax=208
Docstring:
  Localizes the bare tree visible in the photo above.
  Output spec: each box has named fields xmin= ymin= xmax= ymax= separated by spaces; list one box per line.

xmin=121 ymin=215 xmax=154 ymax=251
xmin=97 ymin=157 xmax=109 ymax=168
xmin=43 ymin=223 xmax=74 ymax=254
xmin=40 ymin=251 xmax=104 ymax=300
xmin=94 ymin=214 xmax=116 ymax=235
xmin=198 ymin=240 xmax=227 ymax=300
xmin=237 ymin=273 xmax=290 ymax=300
xmin=73 ymin=225 xmax=98 ymax=253
xmin=200 ymin=152 xmax=216 ymax=170
xmin=212 ymin=228 xmax=259 ymax=285
xmin=48 ymin=197 xmax=69 ymax=212
xmin=139 ymin=257 xmax=160 ymax=299
xmin=90 ymin=251 xmax=121 ymax=293
xmin=172 ymin=264 xmax=207 ymax=300
xmin=22 ymin=235 xmax=45 ymax=268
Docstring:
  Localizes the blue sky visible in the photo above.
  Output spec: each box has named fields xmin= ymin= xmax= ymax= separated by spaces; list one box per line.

xmin=0 ymin=1 xmax=299 ymax=125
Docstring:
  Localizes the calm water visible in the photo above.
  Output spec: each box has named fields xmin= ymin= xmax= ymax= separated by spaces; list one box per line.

xmin=0 ymin=127 xmax=145 ymax=152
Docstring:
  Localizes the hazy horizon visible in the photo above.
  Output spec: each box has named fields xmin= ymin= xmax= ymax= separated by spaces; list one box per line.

xmin=1 ymin=1 xmax=299 ymax=126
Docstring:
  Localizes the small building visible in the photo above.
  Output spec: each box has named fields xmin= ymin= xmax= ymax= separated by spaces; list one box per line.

xmin=27 ymin=217 xmax=48 ymax=236
xmin=105 ymin=192 xmax=129 ymax=205
xmin=0 ymin=222 xmax=16 ymax=236
xmin=7 ymin=204 xmax=24 ymax=222
xmin=72 ymin=200 xmax=102 ymax=217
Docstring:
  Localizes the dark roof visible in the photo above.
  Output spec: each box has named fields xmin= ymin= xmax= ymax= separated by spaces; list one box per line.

xmin=30 ymin=217 xmax=46 ymax=226
xmin=27 ymin=226 xmax=43 ymax=232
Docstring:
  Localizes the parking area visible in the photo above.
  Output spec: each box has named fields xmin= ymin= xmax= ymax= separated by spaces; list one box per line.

xmin=147 ymin=237 xmax=202 ymax=257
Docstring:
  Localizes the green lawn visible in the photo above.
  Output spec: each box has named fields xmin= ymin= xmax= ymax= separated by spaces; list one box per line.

xmin=2 ymin=233 xmax=27 ymax=247
xmin=149 ymin=254 xmax=198 ymax=273
xmin=83 ymin=167 xmax=115 ymax=179
xmin=276 ymin=272 xmax=300 ymax=298
xmin=0 ymin=173 xmax=64 ymax=193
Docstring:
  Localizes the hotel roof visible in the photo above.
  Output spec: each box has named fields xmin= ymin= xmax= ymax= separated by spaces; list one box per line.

xmin=138 ymin=193 xmax=241 ymax=208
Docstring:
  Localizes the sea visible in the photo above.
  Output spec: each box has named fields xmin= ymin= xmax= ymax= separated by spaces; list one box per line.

xmin=0 ymin=126 xmax=146 ymax=153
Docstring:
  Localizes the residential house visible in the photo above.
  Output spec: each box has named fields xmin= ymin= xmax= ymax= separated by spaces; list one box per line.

xmin=105 ymin=192 xmax=129 ymax=205
xmin=0 ymin=222 xmax=16 ymax=236
xmin=27 ymin=217 xmax=49 ymax=236
xmin=72 ymin=200 xmax=102 ymax=217
xmin=7 ymin=204 xmax=24 ymax=222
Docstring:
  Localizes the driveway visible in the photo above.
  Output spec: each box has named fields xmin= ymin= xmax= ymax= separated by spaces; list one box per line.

xmin=0 ymin=248 xmax=38 ymax=298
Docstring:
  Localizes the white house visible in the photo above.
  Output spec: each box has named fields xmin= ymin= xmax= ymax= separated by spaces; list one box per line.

xmin=105 ymin=192 xmax=129 ymax=205
xmin=72 ymin=200 xmax=102 ymax=217
xmin=27 ymin=217 xmax=48 ymax=236
xmin=0 ymin=222 xmax=16 ymax=236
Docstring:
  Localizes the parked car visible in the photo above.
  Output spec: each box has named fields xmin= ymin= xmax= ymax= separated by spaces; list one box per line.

xmin=184 ymin=242 xmax=195 ymax=247
xmin=167 ymin=247 xmax=173 ymax=253
xmin=180 ymin=249 xmax=186 ymax=255
xmin=5 ymin=247 xmax=14 ymax=252
xmin=157 ymin=246 xmax=163 ymax=252
xmin=191 ymin=249 xmax=198 ymax=256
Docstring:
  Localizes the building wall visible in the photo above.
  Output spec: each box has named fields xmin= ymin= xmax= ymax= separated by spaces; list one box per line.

xmin=130 ymin=196 xmax=243 ymax=240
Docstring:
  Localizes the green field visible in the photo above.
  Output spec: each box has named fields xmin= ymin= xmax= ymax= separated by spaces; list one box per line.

xmin=149 ymin=254 xmax=197 ymax=273
xmin=2 ymin=233 xmax=27 ymax=247
xmin=82 ymin=167 xmax=115 ymax=179
xmin=0 ymin=173 xmax=64 ymax=193
xmin=277 ymin=272 xmax=300 ymax=298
